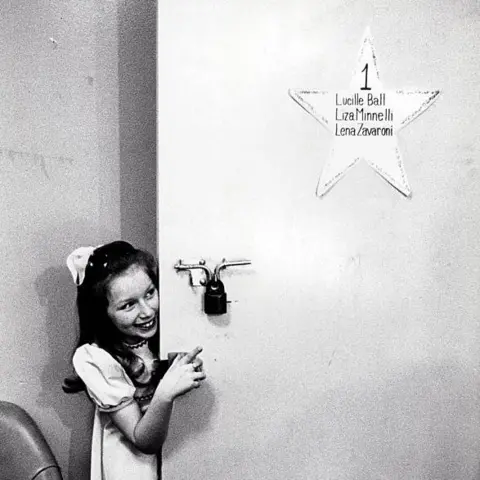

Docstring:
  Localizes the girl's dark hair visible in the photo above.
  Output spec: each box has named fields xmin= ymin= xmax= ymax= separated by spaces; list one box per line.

xmin=63 ymin=241 xmax=159 ymax=393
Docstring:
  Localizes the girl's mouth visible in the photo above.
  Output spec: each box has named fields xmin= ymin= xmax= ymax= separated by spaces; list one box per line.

xmin=137 ymin=318 xmax=156 ymax=330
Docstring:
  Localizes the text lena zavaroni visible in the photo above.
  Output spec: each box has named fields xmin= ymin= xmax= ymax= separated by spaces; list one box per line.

xmin=335 ymin=123 xmax=394 ymax=136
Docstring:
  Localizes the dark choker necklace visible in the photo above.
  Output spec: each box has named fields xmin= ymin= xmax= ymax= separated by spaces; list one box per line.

xmin=124 ymin=338 xmax=148 ymax=350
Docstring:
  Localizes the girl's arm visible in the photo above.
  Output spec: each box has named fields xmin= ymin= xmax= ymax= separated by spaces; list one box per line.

xmin=109 ymin=346 xmax=205 ymax=454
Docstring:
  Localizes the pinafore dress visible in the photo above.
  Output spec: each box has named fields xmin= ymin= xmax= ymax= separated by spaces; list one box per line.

xmin=73 ymin=343 xmax=165 ymax=480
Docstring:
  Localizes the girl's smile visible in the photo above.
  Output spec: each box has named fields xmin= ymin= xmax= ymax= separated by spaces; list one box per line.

xmin=106 ymin=265 xmax=159 ymax=344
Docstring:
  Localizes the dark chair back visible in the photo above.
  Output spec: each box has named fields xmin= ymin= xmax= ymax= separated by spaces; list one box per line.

xmin=0 ymin=401 xmax=63 ymax=480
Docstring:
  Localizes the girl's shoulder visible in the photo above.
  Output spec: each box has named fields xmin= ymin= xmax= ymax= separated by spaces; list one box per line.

xmin=73 ymin=343 xmax=136 ymax=412
xmin=73 ymin=343 xmax=123 ymax=371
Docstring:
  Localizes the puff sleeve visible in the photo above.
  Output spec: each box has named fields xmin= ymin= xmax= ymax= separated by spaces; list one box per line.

xmin=73 ymin=344 xmax=136 ymax=412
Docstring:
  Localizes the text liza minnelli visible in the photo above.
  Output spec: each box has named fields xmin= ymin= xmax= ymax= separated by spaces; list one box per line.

xmin=334 ymin=92 xmax=394 ymax=137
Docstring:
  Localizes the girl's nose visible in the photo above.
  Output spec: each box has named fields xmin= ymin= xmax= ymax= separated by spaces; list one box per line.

xmin=138 ymin=300 xmax=155 ymax=317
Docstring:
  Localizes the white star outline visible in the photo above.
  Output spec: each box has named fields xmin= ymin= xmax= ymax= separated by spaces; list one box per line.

xmin=289 ymin=27 xmax=440 ymax=197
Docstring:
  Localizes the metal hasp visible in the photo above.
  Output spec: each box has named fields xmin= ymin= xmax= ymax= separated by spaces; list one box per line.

xmin=174 ymin=258 xmax=252 ymax=315
xmin=173 ymin=259 xmax=212 ymax=286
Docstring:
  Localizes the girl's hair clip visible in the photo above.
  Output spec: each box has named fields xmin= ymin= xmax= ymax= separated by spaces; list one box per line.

xmin=66 ymin=245 xmax=103 ymax=285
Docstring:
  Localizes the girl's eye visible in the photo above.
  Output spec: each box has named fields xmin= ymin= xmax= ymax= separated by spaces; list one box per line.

xmin=119 ymin=301 xmax=135 ymax=311
xmin=145 ymin=287 xmax=156 ymax=299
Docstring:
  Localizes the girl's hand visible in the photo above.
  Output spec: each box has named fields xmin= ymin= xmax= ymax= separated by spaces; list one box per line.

xmin=157 ymin=346 xmax=206 ymax=402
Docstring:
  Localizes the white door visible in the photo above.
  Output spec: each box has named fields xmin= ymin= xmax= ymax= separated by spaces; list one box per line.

xmin=158 ymin=2 xmax=480 ymax=478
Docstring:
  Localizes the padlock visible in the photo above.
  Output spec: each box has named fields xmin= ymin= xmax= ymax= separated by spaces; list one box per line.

xmin=204 ymin=277 xmax=227 ymax=315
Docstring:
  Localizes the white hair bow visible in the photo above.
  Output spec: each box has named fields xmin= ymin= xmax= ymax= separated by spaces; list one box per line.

xmin=66 ymin=245 xmax=103 ymax=285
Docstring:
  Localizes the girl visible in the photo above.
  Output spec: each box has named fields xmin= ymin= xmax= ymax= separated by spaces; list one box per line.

xmin=63 ymin=241 xmax=206 ymax=480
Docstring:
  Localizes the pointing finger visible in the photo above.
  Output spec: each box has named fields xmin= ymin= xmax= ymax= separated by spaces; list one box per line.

xmin=179 ymin=346 xmax=203 ymax=365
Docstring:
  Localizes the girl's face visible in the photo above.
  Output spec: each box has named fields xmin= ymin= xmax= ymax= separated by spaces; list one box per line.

xmin=106 ymin=265 xmax=159 ymax=344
